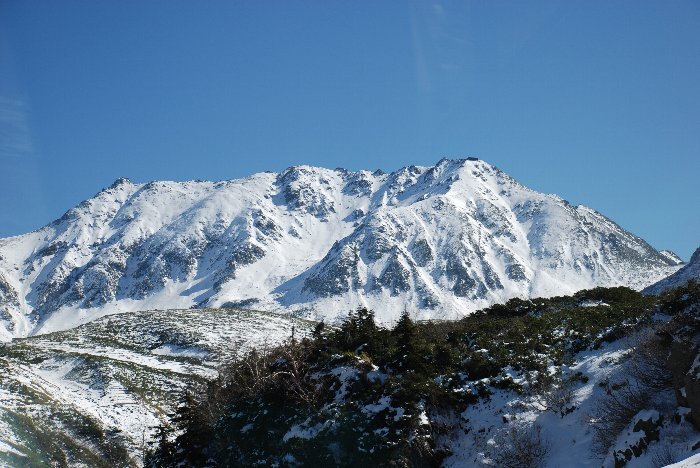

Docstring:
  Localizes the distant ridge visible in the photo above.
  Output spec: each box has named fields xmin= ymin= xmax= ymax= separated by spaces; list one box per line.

xmin=645 ymin=246 xmax=700 ymax=295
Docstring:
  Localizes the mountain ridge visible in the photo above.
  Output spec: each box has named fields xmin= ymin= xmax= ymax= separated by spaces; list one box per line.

xmin=645 ymin=246 xmax=700 ymax=295
xmin=0 ymin=158 xmax=681 ymax=340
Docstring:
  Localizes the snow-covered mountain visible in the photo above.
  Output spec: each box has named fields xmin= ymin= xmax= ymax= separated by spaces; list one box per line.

xmin=0 ymin=158 xmax=681 ymax=340
xmin=645 ymin=246 xmax=700 ymax=295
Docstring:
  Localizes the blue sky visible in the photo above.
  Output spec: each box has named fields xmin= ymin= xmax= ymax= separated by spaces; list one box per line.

xmin=1 ymin=1 xmax=698 ymax=258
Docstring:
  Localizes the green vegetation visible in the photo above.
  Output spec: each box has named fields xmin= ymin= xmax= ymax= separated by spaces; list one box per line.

xmin=0 ymin=405 xmax=133 ymax=467
xmin=147 ymin=285 xmax=695 ymax=467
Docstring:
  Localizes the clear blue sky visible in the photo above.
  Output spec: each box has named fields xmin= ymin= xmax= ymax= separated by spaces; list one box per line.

xmin=1 ymin=1 xmax=698 ymax=258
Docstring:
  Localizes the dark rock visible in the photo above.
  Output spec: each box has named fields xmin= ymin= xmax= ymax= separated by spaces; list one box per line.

xmin=379 ymin=250 xmax=412 ymax=296
xmin=411 ymin=239 xmax=433 ymax=267
xmin=303 ymin=242 xmax=361 ymax=297
xmin=505 ymin=264 xmax=527 ymax=282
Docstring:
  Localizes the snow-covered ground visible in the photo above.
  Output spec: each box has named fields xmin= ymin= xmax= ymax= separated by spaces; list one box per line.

xmin=667 ymin=453 xmax=700 ymax=467
xmin=442 ymin=337 xmax=700 ymax=467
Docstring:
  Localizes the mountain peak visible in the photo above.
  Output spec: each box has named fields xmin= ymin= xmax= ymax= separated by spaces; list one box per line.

xmin=108 ymin=177 xmax=133 ymax=189
xmin=436 ymin=156 xmax=480 ymax=165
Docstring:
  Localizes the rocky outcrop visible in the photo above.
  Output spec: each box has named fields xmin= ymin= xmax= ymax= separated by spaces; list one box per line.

xmin=668 ymin=315 xmax=700 ymax=428
xmin=612 ymin=411 xmax=663 ymax=467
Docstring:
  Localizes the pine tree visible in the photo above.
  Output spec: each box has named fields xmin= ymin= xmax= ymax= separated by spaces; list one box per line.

xmin=171 ymin=390 xmax=211 ymax=466
xmin=355 ymin=306 xmax=378 ymax=346
xmin=393 ymin=310 xmax=417 ymax=350
xmin=392 ymin=310 xmax=423 ymax=373
xmin=312 ymin=320 xmax=325 ymax=341
xmin=144 ymin=424 xmax=175 ymax=468
xmin=337 ymin=307 xmax=378 ymax=352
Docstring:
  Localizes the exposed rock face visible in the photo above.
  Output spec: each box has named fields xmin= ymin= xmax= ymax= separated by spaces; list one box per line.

xmin=612 ymin=411 xmax=663 ymax=467
xmin=0 ymin=274 xmax=18 ymax=308
xmin=668 ymin=317 xmax=700 ymax=429
xmin=378 ymin=248 xmax=413 ymax=296
xmin=303 ymin=241 xmax=361 ymax=297
xmin=0 ymin=273 xmax=20 ymax=336
xmin=0 ymin=159 xmax=682 ymax=339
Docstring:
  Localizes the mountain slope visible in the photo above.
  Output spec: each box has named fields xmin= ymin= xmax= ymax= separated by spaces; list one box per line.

xmin=645 ymin=246 xmax=700 ymax=295
xmin=0 ymin=308 xmax=312 ymax=466
xmin=147 ymin=286 xmax=700 ymax=467
xmin=0 ymin=158 xmax=680 ymax=339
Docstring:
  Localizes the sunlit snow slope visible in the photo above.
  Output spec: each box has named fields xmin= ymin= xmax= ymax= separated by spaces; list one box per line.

xmin=0 ymin=158 xmax=680 ymax=339
xmin=645 ymin=246 xmax=699 ymax=295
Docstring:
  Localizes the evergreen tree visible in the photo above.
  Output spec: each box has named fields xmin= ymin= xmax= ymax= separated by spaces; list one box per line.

xmin=393 ymin=309 xmax=417 ymax=350
xmin=392 ymin=310 xmax=424 ymax=373
xmin=312 ymin=320 xmax=325 ymax=340
xmin=144 ymin=424 xmax=175 ymax=468
xmin=337 ymin=306 xmax=378 ymax=352
xmin=355 ymin=306 xmax=378 ymax=341
xmin=171 ymin=390 xmax=211 ymax=466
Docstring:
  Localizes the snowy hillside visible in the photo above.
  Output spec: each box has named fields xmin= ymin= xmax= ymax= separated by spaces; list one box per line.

xmin=0 ymin=158 xmax=681 ymax=340
xmin=645 ymin=247 xmax=700 ymax=295
xmin=3 ymin=287 xmax=698 ymax=467
xmin=0 ymin=308 xmax=312 ymax=466
xmin=146 ymin=286 xmax=700 ymax=467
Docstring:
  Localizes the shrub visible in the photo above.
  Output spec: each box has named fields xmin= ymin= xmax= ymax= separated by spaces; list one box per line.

xmin=218 ymin=340 xmax=319 ymax=406
xmin=529 ymin=372 xmax=577 ymax=417
xmin=658 ymin=280 xmax=700 ymax=315
xmin=489 ymin=423 xmax=550 ymax=468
